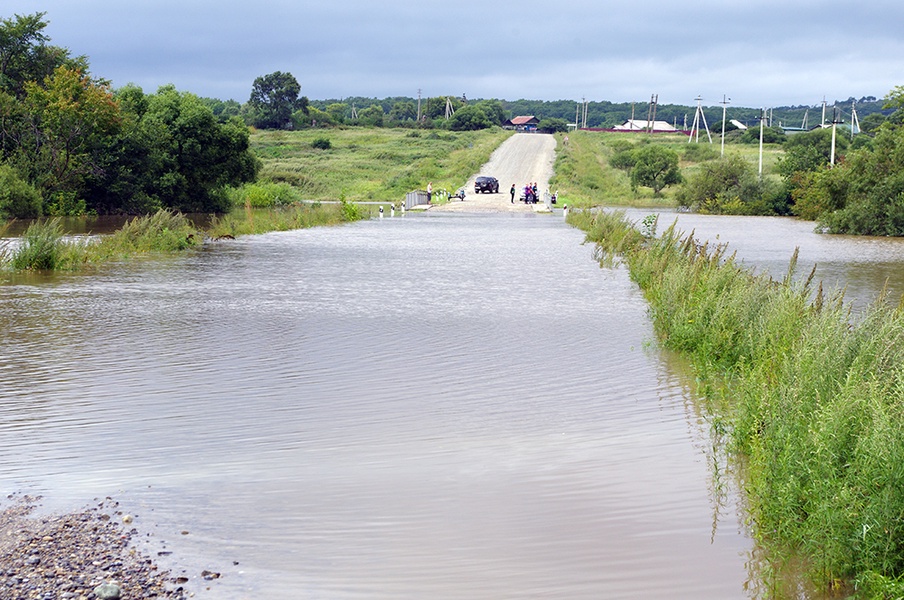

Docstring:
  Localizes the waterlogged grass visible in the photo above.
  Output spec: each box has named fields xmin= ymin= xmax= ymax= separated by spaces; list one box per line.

xmin=1 ymin=204 xmax=366 ymax=272
xmin=554 ymin=131 xmax=784 ymax=209
xmin=251 ymin=127 xmax=513 ymax=202
xmin=570 ymin=209 xmax=904 ymax=597
xmin=207 ymin=201 xmax=370 ymax=238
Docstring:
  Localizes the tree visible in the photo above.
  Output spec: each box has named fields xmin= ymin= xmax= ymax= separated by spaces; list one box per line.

xmin=539 ymin=117 xmax=569 ymax=133
xmin=630 ymin=145 xmax=682 ymax=194
xmin=0 ymin=12 xmax=87 ymax=99
xmin=474 ymin=99 xmax=505 ymax=126
xmin=16 ymin=66 xmax=121 ymax=200
xmin=778 ymin=127 xmax=847 ymax=178
xmin=388 ymin=100 xmax=416 ymax=123
xmin=449 ymin=105 xmax=491 ymax=131
xmin=609 ymin=148 xmax=637 ymax=173
xmin=357 ymin=104 xmax=384 ymax=127
xmin=85 ymin=85 xmax=259 ymax=214
xmin=247 ymin=71 xmax=306 ymax=129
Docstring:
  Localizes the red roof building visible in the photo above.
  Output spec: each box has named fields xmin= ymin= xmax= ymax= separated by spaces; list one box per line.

xmin=504 ymin=115 xmax=540 ymax=131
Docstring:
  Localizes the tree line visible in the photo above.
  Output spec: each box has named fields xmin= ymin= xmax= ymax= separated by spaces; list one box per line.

xmin=0 ymin=12 xmax=259 ymax=220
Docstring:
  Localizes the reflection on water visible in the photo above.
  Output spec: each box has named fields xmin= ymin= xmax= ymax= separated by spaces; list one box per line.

xmin=620 ymin=208 xmax=904 ymax=310
xmin=4 ymin=210 xmax=887 ymax=598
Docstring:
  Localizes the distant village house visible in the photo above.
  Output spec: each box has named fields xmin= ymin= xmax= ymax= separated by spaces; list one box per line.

xmin=504 ymin=116 xmax=540 ymax=132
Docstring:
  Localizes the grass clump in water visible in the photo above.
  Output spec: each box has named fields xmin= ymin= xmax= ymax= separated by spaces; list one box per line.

xmin=570 ymin=209 xmax=904 ymax=596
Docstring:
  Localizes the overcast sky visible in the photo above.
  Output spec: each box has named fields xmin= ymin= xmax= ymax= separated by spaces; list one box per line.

xmin=6 ymin=0 xmax=903 ymax=109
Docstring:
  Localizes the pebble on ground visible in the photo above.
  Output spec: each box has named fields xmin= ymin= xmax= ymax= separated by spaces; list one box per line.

xmin=0 ymin=495 xmax=189 ymax=599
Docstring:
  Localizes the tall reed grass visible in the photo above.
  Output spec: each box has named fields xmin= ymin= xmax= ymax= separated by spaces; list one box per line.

xmin=571 ymin=209 xmax=904 ymax=597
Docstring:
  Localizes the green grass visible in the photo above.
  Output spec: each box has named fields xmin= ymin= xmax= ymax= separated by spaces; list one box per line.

xmin=1 ymin=204 xmax=367 ymax=272
xmin=251 ymin=127 xmax=513 ymax=202
xmin=570 ymin=209 xmax=904 ymax=597
xmin=553 ymin=131 xmax=785 ymax=209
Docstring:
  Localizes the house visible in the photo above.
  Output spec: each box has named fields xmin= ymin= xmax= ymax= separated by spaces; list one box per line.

xmin=504 ymin=116 xmax=540 ymax=132
xmin=613 ymin=119 xmax=678 ymax=132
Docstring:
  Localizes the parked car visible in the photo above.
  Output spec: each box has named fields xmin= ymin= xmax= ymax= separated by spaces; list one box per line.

xmin=474 ymin=176 xmax=499 ymax=194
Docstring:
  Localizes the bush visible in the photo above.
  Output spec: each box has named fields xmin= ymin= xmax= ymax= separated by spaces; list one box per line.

xmin=682 ymin=143 xmax=718 ymax=162
xmin=311 ymin=137 xmax=331 ymax=150
xmin=676 ymin=154 xmax=770 ymax=214
xmin=0 ymin=164 xmax=42 ymax=220
xmin=228 ymin=182 xmax=301 ymax=208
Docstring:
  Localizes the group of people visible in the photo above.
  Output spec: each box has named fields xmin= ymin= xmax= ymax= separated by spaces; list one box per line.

xmin=510 ymin=182 xmax=540 ymax=204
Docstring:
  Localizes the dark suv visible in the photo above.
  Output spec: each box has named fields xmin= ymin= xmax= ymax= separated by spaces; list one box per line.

xmin=474 ymin=176 xmax=499 ymax=194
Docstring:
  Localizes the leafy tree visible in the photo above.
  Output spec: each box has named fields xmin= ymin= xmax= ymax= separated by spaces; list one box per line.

xmin=356 ymin=104 xmax=384 ymax=127
xmin=0 ymin=12 xmax=86 ymax=98
xmin=859 ymin=112 xmax=886 ymax=135
xmin=85 ymin=85 xmax=259 ymax=214
xmin=324 ymin=103 xmax=347 ymax=124
xmin=609 ymin=149 xmax=637 ymax=173
xmin=449 ymin=105 xmax=491 ymax=131
xmin=18 ymin=66 xmax=121 ymax=197
xmin=247 ymin=71 xmax=307 ymax=129
xmin=539 ymin=117 xmax=569 ymax=133
xmin=388 ymin=100 xmax=416 ymax=122
xmin=818 ymin=125 xmax=904 ymax=235
xmin=0 ymin=162 xmax=41 ymax=218
xmin=740 ymin=125 xmax=786 ymax=144
xmin=777 ymin=127 xmax=848 ymax=178
xmin=474 ymin=99 xmax=505 ymax=125
xmin=629 ymin=145 xmax=682 ymax=194
xmin=424 ymin=96 xmax=463 ymax=120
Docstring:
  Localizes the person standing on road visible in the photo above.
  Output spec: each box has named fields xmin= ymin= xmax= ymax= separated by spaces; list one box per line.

xmin=427 ymin=182 xmax=433 ymax=203
xmin=510 ymin=183 xmax=515 ymax=203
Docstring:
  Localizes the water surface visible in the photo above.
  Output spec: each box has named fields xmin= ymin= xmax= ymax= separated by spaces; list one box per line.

xmin=3 ymin=212 xmax=766 ymax=597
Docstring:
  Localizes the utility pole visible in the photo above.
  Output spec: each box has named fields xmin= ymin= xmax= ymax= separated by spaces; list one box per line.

xmin=650 ymin=94 xmax=658 ymax=135
xmin=688 ymin=96 xmax=712 ymax=144
xmin=758 ymin=108 xmax=765 ymax=179
xmin=830 ymin=106 xmax=841 ymax=166
xmin=850 ymin=100 xmax=860 ymax=139
xmin=416 ymin=89 xmax=422 ymax=125
xmin=720 ymin=95 xmax=730 ymax=156
xmin=821 ymin=97 xmax=827 ymax=128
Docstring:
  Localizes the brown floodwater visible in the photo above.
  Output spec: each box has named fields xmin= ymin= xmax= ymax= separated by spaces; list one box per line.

xmin=2 ymin=210 xmax=896 ymax=598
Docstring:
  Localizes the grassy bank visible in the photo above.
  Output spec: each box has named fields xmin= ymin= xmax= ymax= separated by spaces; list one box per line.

xmin=251 ymin=127 xmax=513 ymax=202
xmin=0 ymin=203 xmax=366 ymax=272
xmin=552 ymin=130 xmax=784 ymax=209
xmin=569 ymin=209 xmax=904 ymax=597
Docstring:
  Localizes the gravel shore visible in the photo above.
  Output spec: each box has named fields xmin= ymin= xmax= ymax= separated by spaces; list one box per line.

xmin=1 ymin=495 xmax=190 ymax=600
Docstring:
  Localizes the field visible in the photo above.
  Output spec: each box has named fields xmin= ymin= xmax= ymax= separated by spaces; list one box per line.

xmin=251 ymin=127 xmax=513 ymax=203
xmin=551 ymin=130 xmax=785 ymax=208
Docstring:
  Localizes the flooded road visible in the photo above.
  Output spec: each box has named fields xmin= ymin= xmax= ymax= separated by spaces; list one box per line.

xmin=0 ymin=211 xmax=797 ymax=597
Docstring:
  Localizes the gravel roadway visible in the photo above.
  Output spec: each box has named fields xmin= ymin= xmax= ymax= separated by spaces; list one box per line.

xmin=429 ymin=133 xmax=557 ymax=213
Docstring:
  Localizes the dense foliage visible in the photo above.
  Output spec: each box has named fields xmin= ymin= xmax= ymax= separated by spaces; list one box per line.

xmin=779 ymin=87 xmax=904 ymax=235
xmin=0 ymin=12 xmax=258 ymax=219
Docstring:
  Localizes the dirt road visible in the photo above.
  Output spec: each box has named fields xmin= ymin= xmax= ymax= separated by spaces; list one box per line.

xmin=429 ymin=133 xmax=557 ymax=213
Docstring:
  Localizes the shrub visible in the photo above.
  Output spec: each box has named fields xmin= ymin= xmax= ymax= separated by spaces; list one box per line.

xmin=311 ymin=137 xmax=331 ymax=150
xmin=676 ymin=154 xmax=769 ymax=214
xmin=228 ymin=182 xmax=301 ymax=208
xmin=682 ymin=143 xmax=718 ymax=162
xmin=0 ymin=164 xmax=42 ymax=220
